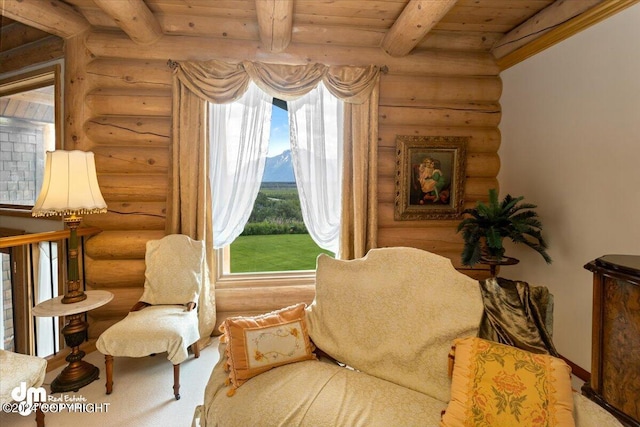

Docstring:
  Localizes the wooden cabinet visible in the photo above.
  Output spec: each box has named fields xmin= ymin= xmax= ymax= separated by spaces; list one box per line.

xmin=583 ymin=255 xmax=640 ymax=427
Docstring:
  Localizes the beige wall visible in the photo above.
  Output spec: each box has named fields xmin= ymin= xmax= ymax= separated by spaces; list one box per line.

xmin=498 ymin=3 xmax=640 ymax=372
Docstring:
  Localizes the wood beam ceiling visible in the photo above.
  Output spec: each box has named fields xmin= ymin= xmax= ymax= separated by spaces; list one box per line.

xmin=492 ymin=0 xmax=604 ymax=60
xmin=382 ymin=0 xmax=458 ymax=57
xmin=494 ymin=0 xmax=640 ymax=70
xmin=0 ymin=0 xmax=89 ymax=39
xmin=254 ymin=0 xmax=294 ymax=53
xmin=92 ymin=0 xmax=162 ymax=45
xmin=2 ymin=0 xmax=637 ymax=72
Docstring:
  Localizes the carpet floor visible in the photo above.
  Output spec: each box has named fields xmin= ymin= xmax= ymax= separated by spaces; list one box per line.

xmin=0 ymin=339 xmax=220 ymax=427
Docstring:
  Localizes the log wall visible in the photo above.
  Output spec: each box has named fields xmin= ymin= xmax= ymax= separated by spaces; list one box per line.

xmin=377 ymin=70 xmax=501 ymax=276
xmin=64 ymin=39 xmax=174 ymax=337
xmin=3 ymin=30 xmax=501 ymax=336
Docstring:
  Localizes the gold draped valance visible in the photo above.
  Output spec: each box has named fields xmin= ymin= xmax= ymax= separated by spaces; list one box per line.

xmin=170 ymin=59 xmax=379 ymax=105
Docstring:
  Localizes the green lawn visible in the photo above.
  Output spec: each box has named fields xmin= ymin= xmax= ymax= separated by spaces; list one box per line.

xmin=230 ymin=234 xmax=334 ymax=273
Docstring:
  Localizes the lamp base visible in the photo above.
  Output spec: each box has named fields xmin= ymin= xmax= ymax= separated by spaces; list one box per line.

xmin=51 ymin=362 xmax=99 ymax=394
xmin=50 ymin=313 xmax=100 ymax=393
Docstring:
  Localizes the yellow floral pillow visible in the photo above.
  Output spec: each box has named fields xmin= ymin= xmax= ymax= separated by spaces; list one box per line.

xmin=219 ymin=303 xmax=316 ymax=396
xmin=441 ymin=337 xmax=575 ymax=427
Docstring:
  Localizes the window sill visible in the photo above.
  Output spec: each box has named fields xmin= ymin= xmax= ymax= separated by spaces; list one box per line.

xmin=215 ymin=270 xmax=316 ymax=289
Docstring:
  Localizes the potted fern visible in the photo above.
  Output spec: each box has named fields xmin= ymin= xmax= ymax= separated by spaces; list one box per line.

xmin=457 ymin=189 xmax=552 ymax=267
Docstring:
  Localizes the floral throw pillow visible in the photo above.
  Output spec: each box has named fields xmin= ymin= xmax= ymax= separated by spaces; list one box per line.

xmin=441 ymin=337 xmax=575 ymax=427
xmin=219 ymin=303 xmax=316 ymax=396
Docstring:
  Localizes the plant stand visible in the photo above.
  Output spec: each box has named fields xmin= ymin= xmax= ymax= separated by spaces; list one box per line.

xmin=479 ymin=256 xmax=519 ymax=277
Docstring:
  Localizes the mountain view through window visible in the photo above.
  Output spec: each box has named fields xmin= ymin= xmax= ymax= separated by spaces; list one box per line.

xmin=228 ymin=100 xmax=334 ymax=273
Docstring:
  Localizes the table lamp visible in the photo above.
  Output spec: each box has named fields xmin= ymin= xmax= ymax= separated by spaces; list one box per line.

xmin=32 ymin=150 xmax=107 ymax=303
xmin=31 ymin=150 xmax=113 ymax=393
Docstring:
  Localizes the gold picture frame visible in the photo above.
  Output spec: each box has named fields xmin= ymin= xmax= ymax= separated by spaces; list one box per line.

xmin=394 ymin=135 xmax=467 ymax=220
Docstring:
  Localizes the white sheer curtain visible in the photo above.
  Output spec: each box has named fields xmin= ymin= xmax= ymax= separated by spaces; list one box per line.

xmin=35 ymin=242 xmax=59 ymax=356
xmin=288 ymin=82 xmax=344 ymax=254
xmin=209 ymin=81 xmax=273 ymax=248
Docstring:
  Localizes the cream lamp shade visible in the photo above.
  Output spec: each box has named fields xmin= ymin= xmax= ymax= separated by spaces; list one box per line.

xmin=32 ymin=150 xmax=107 ymax=217
xmin=32 ymin=150 xmax=107 ymax=304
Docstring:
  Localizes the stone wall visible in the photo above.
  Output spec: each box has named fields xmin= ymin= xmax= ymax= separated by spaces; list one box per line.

xmin=0 ymin=120 xmax=45 ymax=205
xmin=0 ymin=120 xmax=46 ymax=352
xmin=1 ymin=253 xmax=14 ymax=351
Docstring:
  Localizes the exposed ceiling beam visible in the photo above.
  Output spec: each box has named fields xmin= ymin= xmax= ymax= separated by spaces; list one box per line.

xmin=381 ymin=0 xmax=458 ymax=57
xmin=86 ymin=31 xmax=500 ymax=77
xmin=254 ymin=0 xmax=294 ymax=53
xmin=92 ymin=0 xmax=162 ymax=45
xmin=0 ymin=0 xmax=90 ymax=39
xmin=491 ymin=0 xmax=604 ymax=60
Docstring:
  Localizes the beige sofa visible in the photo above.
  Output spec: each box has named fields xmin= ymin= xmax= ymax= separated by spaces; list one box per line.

xmin=194 ymin=247 xmax=621 ymax=427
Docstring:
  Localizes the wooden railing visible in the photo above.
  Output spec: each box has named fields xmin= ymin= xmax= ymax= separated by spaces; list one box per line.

xmin=0 ymin=227 xmax=101 ymax=360
xmin=0 ymin=226 xmax=102 ymax=249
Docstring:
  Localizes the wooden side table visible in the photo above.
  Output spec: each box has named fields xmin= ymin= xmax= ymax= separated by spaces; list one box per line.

xmin=32 ymin=290 xmax=113 ymax=393
xmin=479 ymin=255 xmax=519 ymax=277
xmin=583 ymin=255 xmax=640 ymax=427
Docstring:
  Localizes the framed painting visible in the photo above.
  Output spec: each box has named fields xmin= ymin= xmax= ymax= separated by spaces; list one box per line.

xmin=394 ymin=135 xmax=467 ymax=220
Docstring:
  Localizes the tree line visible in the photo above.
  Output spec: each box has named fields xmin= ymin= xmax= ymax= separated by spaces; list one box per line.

xmin=241 ymin=188 xmax=308 ymax=235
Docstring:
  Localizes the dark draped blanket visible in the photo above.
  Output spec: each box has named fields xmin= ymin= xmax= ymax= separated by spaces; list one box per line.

xmin=478 ymin=277 xmax=559 ymax=357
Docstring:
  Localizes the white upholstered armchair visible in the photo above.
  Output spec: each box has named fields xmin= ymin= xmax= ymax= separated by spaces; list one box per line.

xmin=96 ymin=234 xmax=205 ymax=400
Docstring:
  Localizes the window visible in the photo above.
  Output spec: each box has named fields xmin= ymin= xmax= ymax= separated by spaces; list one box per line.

xmin=0 ymin=65 xmax=62 ymax=354
xmin=0 ymin=233 xmax=60 ymax=356
xmin=213 ymin=84 xmax=342 ymax=279
xmin=0 ymin=64 xmax=61 ymax=210
xmin=226 ymin=100 xmax=333 ymax=274
xmin=0 ymin=249 xmax=11 ymax=351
